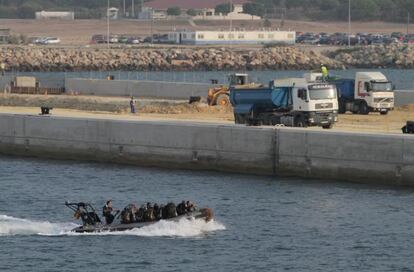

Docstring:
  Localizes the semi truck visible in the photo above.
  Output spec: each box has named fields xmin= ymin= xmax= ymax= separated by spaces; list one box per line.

xmin=230 ymin=76 xmax=338 ymax=129
xmin=330 ymin=72 xmax=394 ymax=115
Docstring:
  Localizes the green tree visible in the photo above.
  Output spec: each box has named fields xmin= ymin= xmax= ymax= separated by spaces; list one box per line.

xmin=186 ymin=8 xmax=197 ymax=16
xmin=243 ymin=2 xmax=265 ymax=17
xmin=215 ymin=3 xmax=234 ymax=15
xmin=319 ymin=0 xmax=339 ymax=10
xmin=16 ymin=4 xmax=36 ymax=19
xmin=167 ymin=6 xmax=181 ymax=16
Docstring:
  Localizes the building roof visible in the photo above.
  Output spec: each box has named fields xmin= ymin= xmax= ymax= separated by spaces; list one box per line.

xmin=146 ymin=0 xmax=248 ymax=10
xmin=0 ymin=29 xmax=11 ymax=35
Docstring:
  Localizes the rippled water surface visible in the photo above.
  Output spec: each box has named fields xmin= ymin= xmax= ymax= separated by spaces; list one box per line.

xmin=1 ymin=156 xmax=414 ymax=271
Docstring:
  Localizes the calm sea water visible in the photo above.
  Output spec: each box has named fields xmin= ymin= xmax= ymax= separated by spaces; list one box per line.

xmin=9 ymin=69 xmax=414 ymax=90
xmin=1 ymin=156 xmax=414 ymax=271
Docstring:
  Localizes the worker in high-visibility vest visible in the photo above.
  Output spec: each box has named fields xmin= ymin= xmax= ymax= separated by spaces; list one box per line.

xmin=321 ymin=64 xmax=329 ymax=81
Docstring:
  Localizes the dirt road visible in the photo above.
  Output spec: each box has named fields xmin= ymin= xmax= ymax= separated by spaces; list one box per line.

xmin=0 ymin=93 xmax=412 ymax=134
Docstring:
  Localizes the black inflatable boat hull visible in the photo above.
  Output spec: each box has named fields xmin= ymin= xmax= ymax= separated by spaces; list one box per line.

xmin=71 ymin=211 xmax=208 ymax=233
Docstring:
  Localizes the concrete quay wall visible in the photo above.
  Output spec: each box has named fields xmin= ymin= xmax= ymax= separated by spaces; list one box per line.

xmin=0 ymin=113 xmax=413 ymax=186
xmin=65 ymin=78 xmax=215 ymax=99
xmin=64 ymin=79 xmax=413 ymax=106
xmin=395 ymin=90 xmax=414 ymax=106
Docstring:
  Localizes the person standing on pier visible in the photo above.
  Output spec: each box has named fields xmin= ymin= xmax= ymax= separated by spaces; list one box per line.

xmin=130 ymin=97 xmax=136 ymax=114
xmin=0 ymin=62 xmax=5 ymax=76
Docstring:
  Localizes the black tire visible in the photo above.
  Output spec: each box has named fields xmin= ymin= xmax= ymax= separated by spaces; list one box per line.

xmin=359 ymin=102 xmax=369 ymax=115
xmin=294 ymin=116 xmax=307 ymax=128
xmin=234 ymin=114 xmax=245 ymax=124
xmin=380 ymin=110 xmax=388 ymax=115
xmin=322 ymin=123 xmax=334 ymax=129
xmin=338 ymin=101 xmax=346 ymax=114
xmin=216 ymin=94 xmax=230 ymax=107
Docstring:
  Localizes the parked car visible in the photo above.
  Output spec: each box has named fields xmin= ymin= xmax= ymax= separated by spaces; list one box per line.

xmin=127 ymin=37 xmax=140 ymax=44
xmin=38 ymin=37 xmax=61 ymax=45
xmin=91 ymin=34 xmax=106 ymax=44
xmin=109 ymin=35 xmax=119 ymax=43
xmin=118 ymin=36 xmax=130 ymax=43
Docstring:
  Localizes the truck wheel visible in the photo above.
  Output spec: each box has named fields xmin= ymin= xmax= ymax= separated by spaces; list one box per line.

xmin=216 ymin=94 xmax=230 ymax=107
xmin=338 ymin=101 xmax=346 ymax=114
xmin=322 ymin=123 xmax=334 ymax=129
xmin=358 ymin=102 xmax=369 ymax=115
xmin=234 ymin=114 xmax=245 ymax=124
xmin=380 ymin=110 xmax=388 ymax=115
xmin=295 ymin=116 xmax=307 ymax=128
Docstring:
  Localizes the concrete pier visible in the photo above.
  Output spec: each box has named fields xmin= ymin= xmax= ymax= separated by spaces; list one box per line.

xmin=65 ymin=78 xmax=215 ymax=99
xmin=0 ymin=113 xmax=413 ymax=186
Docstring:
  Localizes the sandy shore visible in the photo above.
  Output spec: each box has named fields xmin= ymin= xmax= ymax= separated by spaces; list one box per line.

xmin=0 ymin=94 xmax=412 ymax=134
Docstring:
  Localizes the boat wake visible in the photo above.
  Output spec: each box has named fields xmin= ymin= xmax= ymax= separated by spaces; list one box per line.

xmin=0 ymin=214 xmax=76 ymax=236
xmin=0 ymin=214 xmax=225 ymax=237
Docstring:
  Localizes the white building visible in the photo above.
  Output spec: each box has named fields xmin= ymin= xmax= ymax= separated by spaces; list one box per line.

xmin=107 ymin=7 xmax=119 ymax=20
xmin=194 ymin=4 xmax=261 ymax=20
xmin=138 ymin=7 xmax=167 ymax=20
xmin=35 ymin=11 xmax=75 ymax=20
xmin=168 ymin=30 xmax=295 ymax=45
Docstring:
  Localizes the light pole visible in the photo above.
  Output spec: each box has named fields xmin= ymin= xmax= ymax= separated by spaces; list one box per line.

xmin=348 ymin=0 xmax=351 ymax=47
xmin=151 ymin=8 xmax=154 ymax=45
xmin=107 ymin=0 xmax=110 ymax=49
xmin=123 ymin=0 xmax=126 ymax=16
xmin=229 ymin=0 xmax=233 ymax=32
xmin=408 ymin=12 xmax=410 ymax=35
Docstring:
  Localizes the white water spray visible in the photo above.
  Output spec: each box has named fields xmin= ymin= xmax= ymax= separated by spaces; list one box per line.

xmin=0 ymin=214 xmax=76 ymax=236
xmin=0 ymin=214 xmax=225 ymax=237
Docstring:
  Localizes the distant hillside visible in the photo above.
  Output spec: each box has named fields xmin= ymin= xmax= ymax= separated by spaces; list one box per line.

xmin=245 ymin=0 xmax=414 ymax=22
xmin=0 ymin=0 xmax=130 ymax=19
xmin=0 ymin=0 xmax=413 ymax=22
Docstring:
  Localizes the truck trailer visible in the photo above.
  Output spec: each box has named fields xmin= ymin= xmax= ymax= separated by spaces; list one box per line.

xmin=330 ymin=72 xmax=394 ymax=115
xmin=230 ymin=78 xmax=338 ymax=129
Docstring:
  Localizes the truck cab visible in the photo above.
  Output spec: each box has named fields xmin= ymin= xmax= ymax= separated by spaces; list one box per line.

xmin=274 ymin=76 xmax=339 ymax=127
xmin=354 ymin=72 xmax=394 ymax=114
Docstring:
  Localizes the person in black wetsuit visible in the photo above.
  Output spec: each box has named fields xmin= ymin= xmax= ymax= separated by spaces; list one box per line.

xmin=102 ymin=200 xmax=117 ymax=225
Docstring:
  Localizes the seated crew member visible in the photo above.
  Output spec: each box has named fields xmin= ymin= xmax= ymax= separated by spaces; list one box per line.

xmin=129 ymin=204 xmax=138 ymax=223
xmin=144 ymin=202 xmax=155 ymax=221
xmin=162 ymin=203 xmax=177 ymax=219
xmin=102 ymin=200 xmax=117 ymax=225
xmin=153 ymin=203 xmax=163 ymax=220
xmin=186 ymin=201 xmax=196 ymax=212
xmin=136 ymin=205 xmax=145 ymax=222
xmin=176 ymin=201 xmax=187 ymax=215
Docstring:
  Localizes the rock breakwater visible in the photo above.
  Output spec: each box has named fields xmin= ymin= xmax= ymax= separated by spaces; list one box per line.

xmin=332 ymin=44 xmax=414 ymax=68
xmin=1 ymin=45 xmax=413 ymax=72
xmin=0 ymin=46 xmax=341 ymax=72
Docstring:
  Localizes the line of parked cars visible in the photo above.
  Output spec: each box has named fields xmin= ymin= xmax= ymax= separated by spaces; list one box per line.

xmin=91 ymin=33 xmax=171 ymax=45
xmin=296 ymin=32 xmax=414 ymax=46
xmin=31 ymin=37 xmax=61 ymax=45
xmin=92 ymin=34 xmax=142 ymax=44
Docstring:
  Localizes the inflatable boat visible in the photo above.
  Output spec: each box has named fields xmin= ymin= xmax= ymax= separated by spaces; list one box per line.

xmin=65 ymin=201 xmax=213 ymax=233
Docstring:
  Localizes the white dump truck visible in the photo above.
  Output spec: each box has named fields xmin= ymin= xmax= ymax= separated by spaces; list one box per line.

xmin=331 ymin=72 xmax=395 ymax=115
xmin=230 ymin=73 xmax=339 ymax=129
